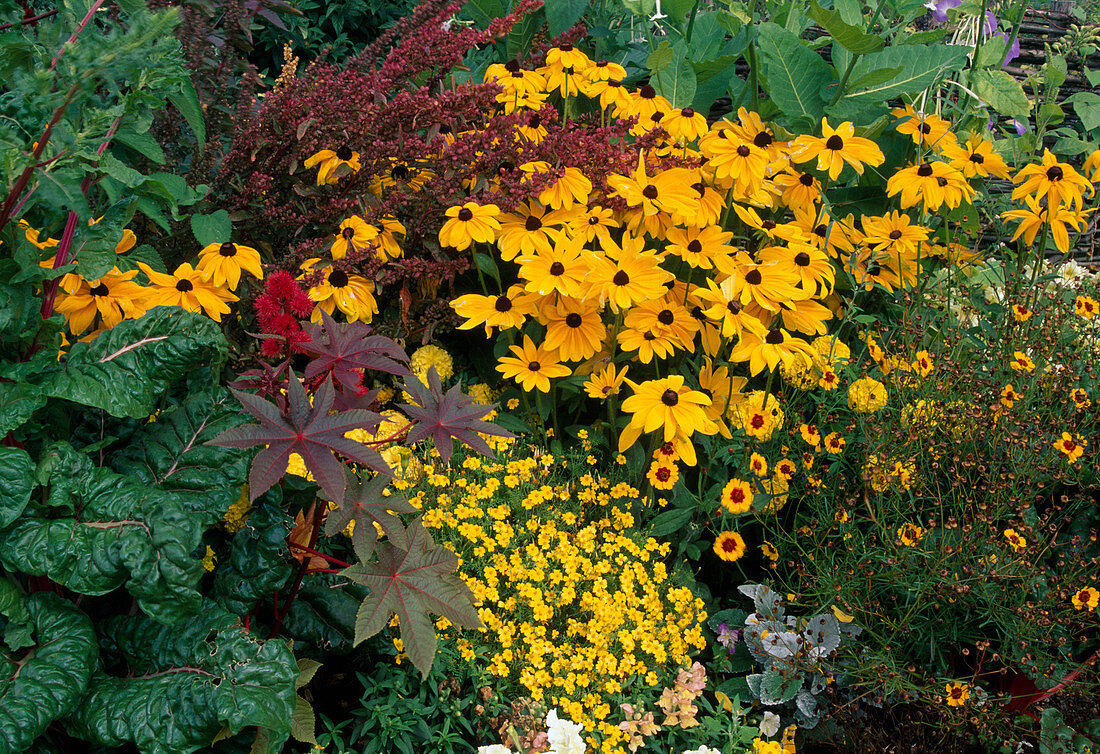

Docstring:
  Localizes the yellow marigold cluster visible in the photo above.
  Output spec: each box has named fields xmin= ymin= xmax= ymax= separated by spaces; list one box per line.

xmin=409 ymin=343 xmax=455 ymax=381
xmin=847 ymin=376 xmax=888 ymax=414
xmin=412 ymin=446 xmax=707 ymax=752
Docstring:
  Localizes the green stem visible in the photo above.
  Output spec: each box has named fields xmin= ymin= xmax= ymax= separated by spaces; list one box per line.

xmin=967 ymin=0 xmax=990 ymax=89
xmin=685 ymin=0 xmax=701 ymax=43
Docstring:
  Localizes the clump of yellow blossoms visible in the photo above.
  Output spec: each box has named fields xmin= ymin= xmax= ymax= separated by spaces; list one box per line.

xmin=847 ymin=376 xmax=888 ymax=414
xmin=406 ymin=445 xmax=707 ymax=752
xmin=409 ymin=343 xmax=455 ymax=382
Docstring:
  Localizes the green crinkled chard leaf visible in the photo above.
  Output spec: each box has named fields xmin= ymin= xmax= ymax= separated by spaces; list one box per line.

xmin=0 ymin=443 xmax=210 ymax=623
xmin=0 ymin=447 xmax=35 ymax=528
xmin=279 ymin=574 xmax=366 ymax=652
xmin=39 ymin=307 xmax=228 ymax=418
xmin=0 ymin=593 xmax=98 ymax=754
xmin=0 ymin=382 xmax=46 ymax=438
xmin=68 ymin=607 xmax=297 ymax=754
xmin=211 ymin=491 xmax=293 ymax=617
xmin=109 ymin=387 xmax=251 ymax=524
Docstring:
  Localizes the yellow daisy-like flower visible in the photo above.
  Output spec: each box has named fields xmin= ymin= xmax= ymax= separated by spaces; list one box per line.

xmin=299 ymin=260 xmax=377 ymax=323
xmin=1011 ymin=149 xmax=1092 ymax=210
xmin=719 ymin=479 xmax=755 ymax=514
xmin=618 ymin=375 xmax=718 ymax=462
xmin=54 ymin=268 xmax=148 ymax=335
xmin=945 ymin=682 xmax=970 ymax=707
xmin=940 ymin=132 xmax=1011 ymax=179
xmin=1011 ymin=304 xmax=1033 ymax=322
xmin=137 ymin=262 xmax=237 ymax=322
xmin=1010 ymin=351 xmax=1034 ymax=373
xmin=749 ymin=453 xmax=768 ymax=477
xmin=646 ymin=460 xmax=679 ymax=490
xmin=1075 ymin=295 xmax=1098 ymax=320
xmin=1071 ymin=586 xmax=1099 ymax=611
xmin=195 ymin=242 xmax=263 ymax=290
xmin=789 ymin=117 xmax=885 ymax=180
xmin=1003 ymin=528 xmax=1027 ymax=552
xmin=1053 ymin=432 xmax=1085 ymax=463
xmin=330 ymin=216 xmax=380 ymax=259
xmin=303 ymin=146 xmax=361 ymax=185
xmin=897 ymin=523 xmax=924 ymax=547
xmin=890 ymin=105 xmax=955 ymax=151
xmin=495 ymin=335 xmax=571 ymax=393
xmin=1000 ymin=384 xmax=1019 ymax=408
xmin=1070 ymin=388 xmax=1090 ymax=409
xmin=713 ymin=531 xmax=747 ymax=562
xmin=583 ymin=362 xmax=628 ymax=400
xmin=438 ymin=202 xmax=501 ymax=251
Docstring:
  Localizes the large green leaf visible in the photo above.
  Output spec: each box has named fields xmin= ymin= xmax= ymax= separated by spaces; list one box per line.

xmin=1066 ymin=92 xmax=1100 ymax=132
xmin=756 ymin=22 xmax=834 ymax=126
xmin=652 ymin=53 xmax=698 ymax=108
xmin=972 ymin=69 xmax=1031 ymax=122
xmin=0 ymin=443 xmax=210 ymax=623
xmin=544 ymin=0 xmax=588 ymax=35
xmin=279 ymin=574 xmax=366 ymax=651
xmin=807 ymin=2 xmax=884 ymax=54
xmin=846 ymin=44 xmax=969 ymax=101
xmin=212 ymin=492 xmax=293 ymax=617
xmin=68 ymin=607 xmax=296 ymax=754
xmin=40 ymin=307 xmax=227 ymax=418
xmin=109 ymin=387 xmax=251 ymax=524
xmin=0 ymin=594 xmax=98 ymax=754
xmin=0 ymin=382 xmax=45 ymax=436
xmin=0 ymin=447 xmax=35 ymax=528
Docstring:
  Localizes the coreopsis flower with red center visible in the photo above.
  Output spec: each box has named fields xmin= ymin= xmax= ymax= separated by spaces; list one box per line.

xmin=761 ymin=542 xmax=780 ymax=561
xmin=1071 ymin=388 xmax=1090 ymax=409
xmin=824 ymin=432 xmax=845 ymax=454
xmin=750 ymin=453 xmax=768 ymax=477
xmin=730 ymin=390 xmax=784 ymax=442
xmin=138 ymin=262 xmax=237 ymax=321
xmin=789 ymin=118 xmax=884 ymax=180
xmin=773 ymin=458 xmax=798 ymax=481
xmin=1072 ymin=586 xmax=1099 ymax=611
xmin=304 ymin=146 xmax=361 ymax=185
xmin=496 ymin=335 xmax=571 ymax=393
xmin=1000 ymin=384 xmax=1020 ymax=408
xmin=438 ymin=202 xmax=501 ymax=251
xmin=1075 ymin=295 xmax=1098 ymax=320
xmin=720 ymin=479 xmax=755 ymax=514
xmin=890 ymin=105 xmax=955 ymax=151
xmin=799 ymin=423 xmax=821 ymax=449
xmin=912 ymin=350 xmax=934 ymax=377
xmin=55 ymin=268 xmax=148 ymax=335
xmin=647 ymin=460 xmax=679 ymax=490
xmin=298 ymin=260 xmax=376 ymax=323
xmin=941 ymin=133 xmax=1011 ymax=179
xmin=713 ymin=531 xmax=747 ymax=562
xmin=1011 ymin=304 xmax=1033 ymax=322
xmin=1010 ymin=351 xmax=1035 ymax=373
xmin=818 ymin=366 xmax=840 ymax=390
xmin=945 ymin=683 xmax=970 ymax=707
xmin=897 ymin=523 xmax=924 ymax=547
xmin=1011 ymin=149 xmax=1092 ymax=210
xmin=1003 ymin=528 xmax=1028 ymax=552
xmin=583 ymin=362 xmax=628 ymax=400
xmin=1054 ymin=432 xmax=1086 ymax=463
xmin=451 ymin=285 xmax=538 ymax=336
xmin=618 ymin=375 xmax=718 ymax=465
xmin=195 ymin=242 xmax=264 ymax=290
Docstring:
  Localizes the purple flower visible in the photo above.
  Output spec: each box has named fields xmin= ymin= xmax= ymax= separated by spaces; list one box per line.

xmin=1012 ymin=119 xmax=1027 ymax=136
xmin=993 ymin=31 xmax=1021 ymax=66
xmin=716 ymin=622 xmax=739 ymax=651
xmin=925 ymin=0 xmax=961 ymax=24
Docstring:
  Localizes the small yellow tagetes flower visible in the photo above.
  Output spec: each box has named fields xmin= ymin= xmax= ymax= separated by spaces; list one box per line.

xmin=945 ymin=682 xmax=970 ymax=707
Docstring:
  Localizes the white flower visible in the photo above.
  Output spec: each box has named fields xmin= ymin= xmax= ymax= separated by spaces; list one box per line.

xmin=546 ymin=709 xmax=586 ymax=754
xmin=759 ymin=711 xmax=782 ymax=737
xmin=1057 ymin=260 xmax=1086 ymax=288
xmin=477 ymin=747 xmax=512 ymax=754
xmin=682 ymin=748 xmax=722 ymax=754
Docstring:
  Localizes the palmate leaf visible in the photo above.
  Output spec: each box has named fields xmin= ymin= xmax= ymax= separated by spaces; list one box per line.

xmin=399 ymin=368 xmax=513 ymax=465
xmin=300 ymin=311 xmax=409 ymax=393
xmin=208 ymin=371 xmax=390 ymax=503
xmin=324 ymin=468 xmax=417 ymax=556
xmin=343 ymin=520 xmax=482 ymax=678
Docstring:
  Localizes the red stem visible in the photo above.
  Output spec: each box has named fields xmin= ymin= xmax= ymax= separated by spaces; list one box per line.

xmin=288 ymin=542 xmax=351 ymax=568
xmin=362 ymin=421 xmax=414 ymax=447
xmin=304 ymin=567 xmax=343 ymax=575
xmin=1027 ymin=647 xmax=1100 ymax=708
xmin=49 ymin=0 xmax=105 ymax=71
xmin=0 ymin=9 xmax=59 ymax=31
xmin=269 ymin=503 xmax=324 ymax=639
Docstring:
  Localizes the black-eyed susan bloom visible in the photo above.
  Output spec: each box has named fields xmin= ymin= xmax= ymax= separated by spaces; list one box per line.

xmin=789 ymin=118 xmax=884 ymax=180
xmin=438 ymin=202 xmax=501 ymax=251
xmin=1001 ymin=195 xmax=1088 ymax=255
xmin=583 ymin=235 xmax=672 ymax=312
xmin=304 ymin=146 xmax=361 ymax=185
xmin=729 ymin=328 xmax=817 ymax=376
xmin=452 ymin=285 xmax=538 ymax=336
xmin=1011 ymin=149 xmax=1092 ymax=210
xmin=890 ymin=105 xmax=955 ymax=151
xmin=299 ymin=260 xmax=377 ymax=323
xmin=55 ymin=268 xmax=148 ymax=335
xmin=583 ymin=362 xmax=627 ymax=399
xmin=195 ymin=242 xmax=263 ymax=290
xmin=713 ymin=531 xmax=747 ymax=562
xmin=542 ymin=297 xmax=606 ymax=362
xmin=941 ymin=133 xmax=1010 ymax=179
xmin=138 ymin=262 xmax=237 ymax=321
xmin=618 ymin=375 xmax=718 ymax=465
xmin=330 ymin=216 xmax=380 ymax=259
xmin=495 ymin=334 xmax=571 ymax=393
